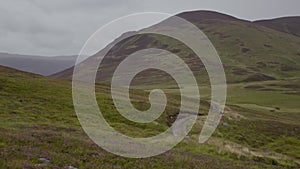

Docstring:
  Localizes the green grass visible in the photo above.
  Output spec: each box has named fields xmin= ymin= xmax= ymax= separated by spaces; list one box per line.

xmin=1 ymin=65 xmax=300 ymax=168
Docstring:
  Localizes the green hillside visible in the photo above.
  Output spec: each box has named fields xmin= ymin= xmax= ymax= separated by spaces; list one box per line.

xmin=1 ymin=64 xmax=300 ymax=168
xmin=52 ymin=11 xmax=300 ymax=85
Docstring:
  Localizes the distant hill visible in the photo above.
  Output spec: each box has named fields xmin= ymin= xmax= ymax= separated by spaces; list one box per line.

xmin=50 ymin=11 xmax=300 ymax=84
xmin=254 ymin=16 xmax=300 ymax=37
xmin=0 ymin=52 xmax=77 ymax=76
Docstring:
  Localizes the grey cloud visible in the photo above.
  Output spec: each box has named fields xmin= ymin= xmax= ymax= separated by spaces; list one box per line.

xmin=0 ymin=0 xmax=299 ymax=56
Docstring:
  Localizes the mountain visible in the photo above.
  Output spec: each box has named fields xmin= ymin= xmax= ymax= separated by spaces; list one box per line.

xmin=176 ymin=10 xmax=248 ymax=23
xmin=0 ymin=52 xmax=77 ymax=76
xmin=254 ymin=16 xmax=300 ymax=37
xmin=51 ymin=10 xmax=300 ymax=84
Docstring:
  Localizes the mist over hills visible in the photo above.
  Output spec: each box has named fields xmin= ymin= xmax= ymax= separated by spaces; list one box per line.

xmin=0 ymin=52 xmax=77 ymax=76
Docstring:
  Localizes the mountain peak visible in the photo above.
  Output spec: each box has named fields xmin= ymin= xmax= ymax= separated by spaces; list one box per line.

xmin=176 ymin=10 xmax=245 ymax=23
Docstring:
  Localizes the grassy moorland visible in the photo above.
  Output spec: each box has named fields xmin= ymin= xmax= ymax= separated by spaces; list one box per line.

xmin=1 ymin=10 xmax=300 ymax=169
xmin=1 ymin=64 xmax=299 ymax=168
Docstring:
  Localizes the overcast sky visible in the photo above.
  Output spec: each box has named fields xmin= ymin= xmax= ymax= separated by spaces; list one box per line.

xmin=0 ymin=0 xmax=299 ymax=56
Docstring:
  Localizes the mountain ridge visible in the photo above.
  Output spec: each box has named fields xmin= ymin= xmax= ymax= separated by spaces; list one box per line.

xmin=254 ymin=16 xmax=300 ymax=37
